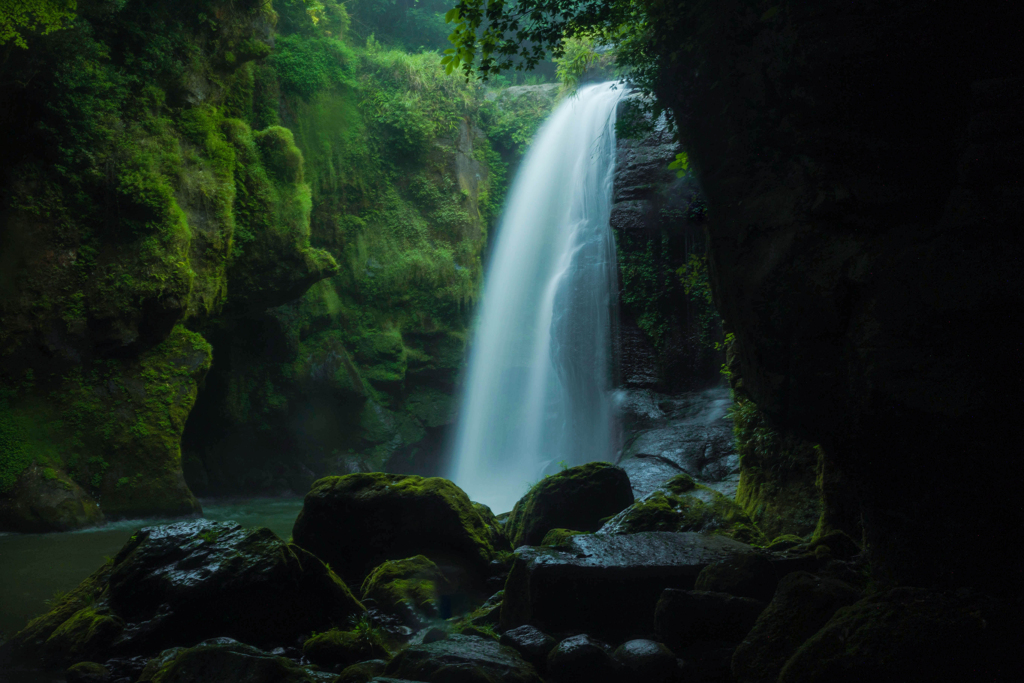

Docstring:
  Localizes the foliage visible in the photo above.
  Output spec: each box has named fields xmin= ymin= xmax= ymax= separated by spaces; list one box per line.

xmin=0 ymin=0 xmax=76 ymax=48
xmin=271 ymin=33 xmax=357 ymax=98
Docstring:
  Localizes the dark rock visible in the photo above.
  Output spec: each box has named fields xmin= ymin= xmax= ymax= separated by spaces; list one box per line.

xmin=778 ymin=588 xmax=1000 ymax=683
xmin=66 ymin=661 xmax=110 ymax=683
xmin=731 ymin=571 xmax=861 ymax=683
xmin=546 ymin=635 xmax=619 ymax=683
xmin=339 ymin=659 xmax=388 ymax=683
xmin=303 ymin=628 xmax=390 ymax=671
xmin=421 ymin=627 xmax=447 ymax=644
xmin=136 ymin=639 xmax=322 ymax=683
xmin=383 ymin=634 xmax=541 ymax=683
xmin=538 ymin=528 xmax=586 ymax=549
xmin=505 ymin=462 xmax=634 ymax=548
xmin=5 ymin=520 xmax=363 ymax=665
xmin=694 ymin=554 xmax=778 ymax=602
xmin=499 ymin=625 xmax=557 ymax=669
xmin=655 ymin=589 xmax=766 ymax=650
xmin=292 ymin=473 xmax=498 ymax=588
xmin=501 ymin=532 xmax=756 ymax=641
xmin=617 ymin=455 xmax=687 ymax=500
xmin=612 ymin=639 xmax=677 ymax=683
xmin=0 ymin=464 xmax=104 ymax=533
xmin=678 ymin=640 xmax=737 ymax=683
xmin=599 ymin=474 xmax=762 ymax=544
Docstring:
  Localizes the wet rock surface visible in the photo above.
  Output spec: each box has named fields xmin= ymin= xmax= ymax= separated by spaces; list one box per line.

xmin=612 ymin=639 xmax=678 ymax=683
xmin=3 ymin=519 xmax=363 ymax=667
xmin=136 ymin=638 xmax=326 ymax=683
xmin=501 ymin=531 xmax=756 ymax=641
xmin=546 ymin=634 xmax=619 ymax=683
xmin=505 ymin=462 xmax=635 ymax=548
xmin=383 ymin=634 xmax=541 ymax=683
xmin=498 ymin=625 xmax=557 ymax=669
xmin=618 ymin=388 xmax=739 ymax=500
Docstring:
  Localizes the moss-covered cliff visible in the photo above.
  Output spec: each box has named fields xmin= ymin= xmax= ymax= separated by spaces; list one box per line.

xmin=0 ymin=0 xmax=556 ymax=529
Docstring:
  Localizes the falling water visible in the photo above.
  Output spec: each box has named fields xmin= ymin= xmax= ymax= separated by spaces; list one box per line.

xmin=449 ymin=82 xmax=625 ymax=513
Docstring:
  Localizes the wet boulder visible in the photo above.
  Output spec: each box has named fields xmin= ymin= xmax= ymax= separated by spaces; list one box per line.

xmin=777 ymin=588 xmax=1001 ymax=683
xmin=65 ymin=661 xmax=111 ymax=683
xmin=694 ymin=553 xmax=779 ymax=602
xmin=0 ymin=464 xmax=104 ymax=533
xmin=339 ymin=659 xmax=388 ymax=683
xmin=612 ymin=639 xmax=677 ymax=683
xmin=361 ymin=555 xmax=452 ymax=626
xmin=292 ymin=474 xmax=498 ymax=587
xmin=136 ymin=639 xmax=326 ymax=683
xmin=599 ymin=474 xmax=764 ymax=545
xmin=654 ymin=589 xmax=766 ymax=650
xmin=5 ymin=520 xmax=364 ymax=665
xmin=501 ymin=531 xmax=757 ymax=642
xmin=505 ymin=463 xmax=634 ymax=548
xmin=731 ymin=571 xmax=860 ymax=683
xmin=383 ymin=634 xmax=541 ymax=683
xmin=546 ymin=635 xmax=620 ymax=683
xmin=303 ymin=627 xmax=391 ymax=671
xmin=499 ymin=625 xmax=557 ymax=669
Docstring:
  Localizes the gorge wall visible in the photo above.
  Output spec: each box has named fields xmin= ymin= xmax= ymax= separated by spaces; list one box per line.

xmin=0 ymin=0 xmax=556 ymax=531
xmin=647 ymin=0 xmax=1024 ymax=596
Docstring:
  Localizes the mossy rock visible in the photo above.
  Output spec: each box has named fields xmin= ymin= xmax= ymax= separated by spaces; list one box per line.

xmin=505 ymin=462 xmax=634 ymax=548
xmin=600 ymin=474 xmax=766 ymax=545
xmin=138 ymin=639 xmax=321 ymax=683
xmin=473 ymin=502 xmax=511 ymax=553
xmin=383 ymin=634 xmax=541 ymax=683
xmin=303 ymin=628 xmax=390 ymax=670
xmin=338 ymin=659 xmax=388 ymax=683
xmin=694 ymin=553 xmax=778 ymax=602
xmin=539 ymin=528 xmax=587 ymax=549
xmin=65 ymin=661 xmax=110 ymax=683
xmin=5 ymin=520 xmax=364 ymax=667
xmin=0 ymin=464 xmax=103 ymax=533
xmin=777 ymin=588 xmax=998 ymax=683
xmin=292 ymin=473 xmax=498 ymax=588
xmin=361 ymin=555 xmax=451 ymax=624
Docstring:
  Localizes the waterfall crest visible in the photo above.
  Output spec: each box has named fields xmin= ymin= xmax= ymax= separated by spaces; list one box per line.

xmin=448 ymin=83 xmax=625 ymax=513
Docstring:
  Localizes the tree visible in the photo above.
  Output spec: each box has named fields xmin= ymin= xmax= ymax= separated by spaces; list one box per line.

xmin=1 ymin=0 xmax=77 ymax=49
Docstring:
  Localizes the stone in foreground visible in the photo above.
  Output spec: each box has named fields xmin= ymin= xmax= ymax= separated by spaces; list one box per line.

xmin=137 ymin=639 xmax=328 ymax=683
xmin=654 ymin=589 xmax=766 ymax=650
xmin=501 ymin=532 xmax=756 ymax=641
xmin=383 ymin=634 xmax=541 ymax=683
xmin=293 ymin=474 xmax=498 ymax=587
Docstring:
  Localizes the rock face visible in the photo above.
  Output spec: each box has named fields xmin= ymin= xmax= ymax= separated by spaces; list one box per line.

xmin=731 ymin=571 xmax=861 ymax=683
xmin=4 ymin=520 xmax=363 ymax=666
xmin=136 ymin=639 xmax=323 ymax=683
xmin=648 ymin=0 xmax=1024 ymax=594
xmin=505 ymin=463 xmax=635 ymax=547
xmin=383 ymin=634 xmax=541 ymax=683
xmin=292 ymin=473 xmax=498 ymax=588
xmin=501 ymin=531 xmax=756 ymax=641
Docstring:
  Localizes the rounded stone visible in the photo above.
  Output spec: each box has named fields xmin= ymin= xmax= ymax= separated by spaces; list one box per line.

xmin=612 ymin=639 xmax=677 ymax=682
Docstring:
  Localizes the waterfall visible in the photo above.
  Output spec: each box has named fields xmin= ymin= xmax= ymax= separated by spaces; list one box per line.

xmin=448 ymin=82 xmax=625 ymax=513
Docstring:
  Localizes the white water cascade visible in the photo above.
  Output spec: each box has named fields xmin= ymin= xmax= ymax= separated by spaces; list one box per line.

xmin=448 ymin=82 xmax=626 ymax=513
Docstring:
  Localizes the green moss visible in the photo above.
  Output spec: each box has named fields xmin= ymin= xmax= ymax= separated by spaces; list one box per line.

xmin=302 ymin=626 xmax=390 ymax=669
xmin=43 ymin=607 xmax=124 ymax=663
xmin=539 ymin=528 xmax=587 ymax=548
xmin=604 ymin=474 xmax=766 ymax=544
xmin=360 ymin=555 xmax=449 ymax=619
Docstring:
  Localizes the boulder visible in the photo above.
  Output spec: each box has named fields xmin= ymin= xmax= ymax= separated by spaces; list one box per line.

xmin=339 ymin=660 xmax=388 ymax=683
xmin=612 ymin=639 xmax=677 ymax=683
xmin=499 ymin=625 xmax=557 ymax=669
xmin=136 ymin=639 xmax=324 ymax=683
xmin=598 ymin=474 xmax=763 ymax=544
xmin=65 ymin=661 xmax=110 ymax=683
xmin=538 ymin=529 xmax=587 ymax=549
xmin=654 ymin=589 xmax=766 ymax=650
xmin=0 ymin=465 xmax=104 ymax=533
xmin=292 ymin=474 xmax=497 ymax=587
xmin=501 ymin=532 xmax=756 ymax=641
xmin=778 ymin=588 xmax=1001 ymax=683
xmin=383 ymin=634 xmax=541 ymax=683
xmin=694 ymin=553 xmax=779 ymax=602
xmin=505 ymin=463 xmax=634 ymax=548
xmin=303 ymin=628 xmax=391 ymax=671
xmin=731 ymin=571 xmax=860 ymax=683
xmin=546 ymin=634 xmax=620 ymax=683
xmin=361 ymin=556 xmax=452 ymax=625
xmin=5 ymin=520 xmax=363 ymax=665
